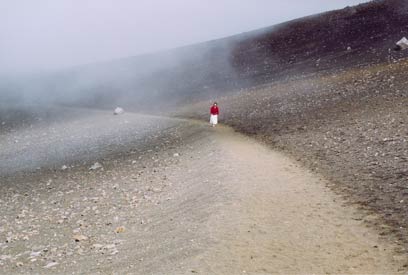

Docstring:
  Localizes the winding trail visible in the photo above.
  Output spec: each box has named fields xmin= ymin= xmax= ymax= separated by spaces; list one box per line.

xmin=148 ymin=124 xmax=404 ymax=274
xmin=0 ymin=114 xmax=405 ymax=274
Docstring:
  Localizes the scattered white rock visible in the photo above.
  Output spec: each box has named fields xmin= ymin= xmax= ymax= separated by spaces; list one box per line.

xmin=61 ymin=165 xmax=68 ymax=171
xmin=104 ymin=244 xmax=116 ymax=250
xmin=89 ymin=162 xmax=103 ymax=170
xmin=396 ymin=37 xmax=408 ymax=50
xmin=113 ymin=107 xmax=124 ymax=115
xmin=347 ymin=46 xmax=352 ymax=51
xmin=115 ymin=226 xmax=126 ymax=233
xmin=44 ymin=262 xmax=58 ymax=268
xmin=0 ymin=255 xmax=11 ymax=261
xmin=152 ymin=188 xmax=161 ymax=193
xmin=73 ymin=234 xmax=88 ymax=242
xmin=77 ymin=248 xmax=84 ymax=255
xmin=173 ymin=153 xmax=180 ymax=157
xmin=30 ymin=251 xmax=42 ymax=258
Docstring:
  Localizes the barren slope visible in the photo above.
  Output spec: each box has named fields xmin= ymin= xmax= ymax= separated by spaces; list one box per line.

xmin=1 ymin=122 xmax=406 ymax=273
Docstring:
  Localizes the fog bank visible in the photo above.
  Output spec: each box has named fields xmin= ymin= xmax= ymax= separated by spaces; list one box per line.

xmin=1 ymin=0 xmax=368 ymax=74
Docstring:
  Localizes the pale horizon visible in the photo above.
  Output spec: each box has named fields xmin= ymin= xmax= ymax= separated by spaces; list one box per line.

xmin=0 ymin=0 xmax=369 ymax=75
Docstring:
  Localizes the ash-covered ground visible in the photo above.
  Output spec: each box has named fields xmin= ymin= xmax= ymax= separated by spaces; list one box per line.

xmin=178 ymin=58 xmax=408 ymax=253
xmin=0 ymin=107 xmax=185 ymax=177
xmin=162 ymin=0 xmax=408 ymax=258
xmin=1 ymin=109 xmax=406 ymax=274
xmin=1 ymin=0 xmax=408 ymax=271
xmin=0 ymin=108 xmax=212 ymax=273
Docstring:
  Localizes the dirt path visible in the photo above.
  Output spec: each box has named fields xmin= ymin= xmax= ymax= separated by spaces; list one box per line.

xmin=169 ymin=125 xmax=405 ymax=274
xmin=1 ymin=120 xmax=406 ymax=274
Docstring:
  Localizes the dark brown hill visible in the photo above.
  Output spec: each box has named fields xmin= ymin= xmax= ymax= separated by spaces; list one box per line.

xmin=231 ymin=0 xmax=408 ymax=84
xmin=124 ymin=0 xmax=408 ymax=108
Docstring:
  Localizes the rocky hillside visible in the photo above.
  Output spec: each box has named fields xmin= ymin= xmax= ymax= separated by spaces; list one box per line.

xmin=8 ymin=0 xmax=408 ymax=111
xmin=173 ymin=0 xmax=408 ymax=254
xmin=178 ymin=59 xmax=408 ymax=249
xmin=230 ymin=0 xmax=408 ymax=84
xmin=2 ymin=0 xmax=408 ymax=257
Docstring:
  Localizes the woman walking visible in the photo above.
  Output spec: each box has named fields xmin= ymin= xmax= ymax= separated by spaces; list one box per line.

xmin=210 ymin=102 xmax=219 ymax=127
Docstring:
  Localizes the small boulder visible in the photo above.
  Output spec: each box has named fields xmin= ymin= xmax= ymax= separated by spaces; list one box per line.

xmin=44 ymin=262 xmax=58 ymax=268
xmin=73 ymin=234 xmax=88 ymax=242
xmin=115 ymin=226 xmax=126 ymax=233
xmin=113 ymin=107 xmax=124 ymax=115
xmin=395 ymin=37 xmax=408 ymax=51
xmin=89 ymin=162 xmax=103 ymax=170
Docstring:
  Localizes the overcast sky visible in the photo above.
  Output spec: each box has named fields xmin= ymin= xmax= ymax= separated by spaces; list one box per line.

xmin=0 ymin=0 xmax=369 ymax=74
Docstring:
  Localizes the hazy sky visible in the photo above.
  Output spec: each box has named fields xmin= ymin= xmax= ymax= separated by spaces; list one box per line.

xmin=0 ymin=0 xmax=368 ymax=74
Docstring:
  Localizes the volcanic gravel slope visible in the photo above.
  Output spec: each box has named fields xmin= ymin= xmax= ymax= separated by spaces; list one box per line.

xmin=2 ymin=0 xmax=408 ymax=271
xmin=0 ymin=123 xmax=406 ymax=274
xmin=168 ymin=0 xmax=408 ymax=258
xmin=178 ymin=58 xmax=408 ymax=254
xmin=0 ymin=107 xmax=186 ymax=177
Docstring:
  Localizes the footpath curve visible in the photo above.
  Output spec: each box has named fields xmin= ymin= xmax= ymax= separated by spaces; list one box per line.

xmin=171 ymin=124 xmax=405 ymax=274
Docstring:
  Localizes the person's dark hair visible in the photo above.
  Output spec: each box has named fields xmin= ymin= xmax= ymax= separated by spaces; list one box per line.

xmin=213 ymin=102 xmax=217 ymax=105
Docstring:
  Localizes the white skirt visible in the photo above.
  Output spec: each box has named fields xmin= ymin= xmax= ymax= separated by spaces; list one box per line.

xmin=210 ymin=114 xmax=218 ymax=125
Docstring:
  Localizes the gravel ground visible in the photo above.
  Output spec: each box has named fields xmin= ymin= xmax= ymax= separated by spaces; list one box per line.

xmin=177 ymin=59 xmax=408 ymax=255
xmin=1 ymin=118 xmax=405 ymax=274
xmin=0 ymin=108 xmax=210 ymax=273
xmin=0 ymin=107 xmax=186 ymax=177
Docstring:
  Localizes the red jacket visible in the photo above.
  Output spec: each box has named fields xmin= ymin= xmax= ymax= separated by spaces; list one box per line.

xmin=210 ymin=106 xmax=219 ymax=115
